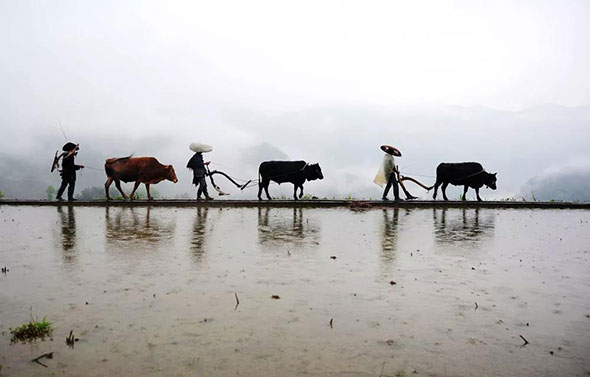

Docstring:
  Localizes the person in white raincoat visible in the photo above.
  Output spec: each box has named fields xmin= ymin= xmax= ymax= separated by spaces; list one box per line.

xmin=374 ymin=145 xmax=416 ymax=201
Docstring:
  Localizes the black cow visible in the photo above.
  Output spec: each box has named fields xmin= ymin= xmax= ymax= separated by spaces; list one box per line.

xmin=258 ymin=161 xmax=324 ymax=200
xmin=432 ymin=162 xmax=497 ymax=201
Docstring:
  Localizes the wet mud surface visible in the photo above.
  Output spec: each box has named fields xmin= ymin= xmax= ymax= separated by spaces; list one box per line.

xmin=1 ymin=206 xmax=589 ymax=376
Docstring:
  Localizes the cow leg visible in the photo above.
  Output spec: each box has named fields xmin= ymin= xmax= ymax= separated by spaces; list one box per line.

xmin=442 ymin=182 xmax=450 ymax=201
xmin=114 ymin=179 xmax=127 ymax=199
xmin=257 ymin=182 xmax=263 ymax=200
xmin=432 ymin=180 xmax=441 ymax=200
xmin=105 ymin=177 xmax=113 ymax=200
xmin=145 ymin=184 xmax=152 ymax=201
xmin=263 ymin=180 xmax=272 ymax=200
xmin=299 ymin=185 xmax=304 ymax=199
xmin=130 ymin=181 xmax=141 ymax=200
xmin=475 ymin=187 xmax=482 ymax=202
xmin=293 ymin=184 xmax=299 ymax=200
xmin=462 ymin=185 xmax=469 ymax=201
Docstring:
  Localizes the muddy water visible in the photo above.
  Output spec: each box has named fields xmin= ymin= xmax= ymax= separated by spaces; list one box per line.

xmin=0 ymin=206 xmax=589 ymax=377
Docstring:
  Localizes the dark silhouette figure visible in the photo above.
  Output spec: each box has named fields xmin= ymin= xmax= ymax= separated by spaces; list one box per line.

xmin=187 ymin=152 xmax=213 ymax=200
xmin=257 ymin=161 xmax=323 ymax=200
xmin=56 ymin=142 xmax=84 ymax=201
xmin=432 ymin=162 xmax=497 ymax=201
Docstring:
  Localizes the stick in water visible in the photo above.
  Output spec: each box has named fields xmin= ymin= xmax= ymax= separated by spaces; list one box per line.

xmin=31 ymin=352 xmax=53 ymax=368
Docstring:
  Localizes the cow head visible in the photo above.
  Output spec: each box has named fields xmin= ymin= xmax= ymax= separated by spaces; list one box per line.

xmin=304 ymin=163 xmax=324 ymax=181
xmin=484 ymin=172 xmax=497 ymax=190
xmin=166 ymin=165 xmax=178 ymax=183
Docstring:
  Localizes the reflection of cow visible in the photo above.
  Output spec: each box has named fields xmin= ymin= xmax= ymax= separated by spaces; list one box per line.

xmin=257 ymin=208 xmax=320 ymax=247
xmin=433 ymin=208 xmax=495 ymax=246
xmin=258 ymin=161 xmax=324 ymax=200
xmin=432 ymin=162 xmax=497 ymax=201
xmin=104 ymin=156 xmax=178 ymax=200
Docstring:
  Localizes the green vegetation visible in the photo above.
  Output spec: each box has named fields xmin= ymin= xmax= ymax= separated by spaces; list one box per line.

xmin=78 ymin=185 xmax=161 ymax=200
xmin=10 ymin=313 xmax=53 ymax=342
xmin=78 ymin=186 xmax=107 ymax=200
xmin=46 ymin=185 xmax=56 ymax=200
xmin=130 ymin=186 xmax=160 ymax=200
xmin=0 ymin=189 xmax=4 ymax=199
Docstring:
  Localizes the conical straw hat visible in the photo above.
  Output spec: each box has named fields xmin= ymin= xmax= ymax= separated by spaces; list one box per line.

xmin=380 ymin=145 xmax=401 ymax=157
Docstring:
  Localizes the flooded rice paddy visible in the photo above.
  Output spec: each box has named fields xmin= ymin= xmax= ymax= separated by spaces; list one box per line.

xmin=0 ymin=205 xmax=589 ymax=376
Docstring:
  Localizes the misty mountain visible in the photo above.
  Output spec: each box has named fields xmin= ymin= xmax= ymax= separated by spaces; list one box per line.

xmin=521 ymin=166 xmax=590 ymax=202
xmin=0 ymin=104 xmax=588 ymax=201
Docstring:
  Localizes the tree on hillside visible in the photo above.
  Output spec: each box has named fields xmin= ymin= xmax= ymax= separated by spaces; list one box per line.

xmin=78 ymin=186 xmax=108 ymax=200
xmin=46 ymin=185 xmax=56 ymax=201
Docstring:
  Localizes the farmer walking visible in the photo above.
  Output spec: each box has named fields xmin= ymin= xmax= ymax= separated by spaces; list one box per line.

xmin=55 ymin=142 xmax=84 ymax=201
xmin=374 ymin=144 xmax=416 ymax=201
xmin=187 ymin=142 xmax=214 ymax=200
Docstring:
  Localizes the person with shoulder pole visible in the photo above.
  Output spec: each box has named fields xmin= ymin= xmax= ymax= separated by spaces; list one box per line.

xmin=53 ymin=142 xmax=84 ymax=201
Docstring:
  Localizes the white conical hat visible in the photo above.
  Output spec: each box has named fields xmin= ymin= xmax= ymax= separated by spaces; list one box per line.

xmin=189 ymin=143 xmax=213 ymax=153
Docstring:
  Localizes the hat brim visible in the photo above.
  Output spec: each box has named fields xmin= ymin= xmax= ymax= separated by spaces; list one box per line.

xmin=380 ymin=145 xmax=401 ymax=157
xmin=62 ymin=142 xmax=78 ymax=152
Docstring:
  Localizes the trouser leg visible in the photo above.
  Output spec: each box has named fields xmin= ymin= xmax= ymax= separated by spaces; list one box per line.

xmin=67 ymin=179 xmax=76 ymax=200
xmin=392 ymin=174 xmax=400 ymax=199
xmin=197 ymin=177 xmax=209 ymax=198
xmin=383 ymin=173 xmax=400 ymax=200
xmin=57 ymin=178 xmax=69 ymax=199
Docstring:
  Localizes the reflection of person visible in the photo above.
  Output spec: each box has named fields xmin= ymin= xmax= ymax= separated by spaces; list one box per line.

xmin=56 ymin=142 xmax=84 ymax=201
xmin=57 ymin=206 xmax=76 ymax=258
xmin=191 ymin=207 xmax=209 ymax=264
xmin=187 ymin=145 xmax=213 ymax=200
xmin=374 ymin=145 xmax=416 ymax=201
xmin=381 ymin=208 xmax=399 ymax=255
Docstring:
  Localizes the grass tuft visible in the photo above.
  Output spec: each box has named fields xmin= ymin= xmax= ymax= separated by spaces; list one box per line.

xmin=10 ymin=313 xmax=53 ymax=343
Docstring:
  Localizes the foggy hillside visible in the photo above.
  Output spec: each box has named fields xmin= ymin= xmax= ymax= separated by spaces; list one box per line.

xmin=520 ymin=165 xmax=590 ymax=202
xmin=1 ymin=104 xmax=588 ymax=201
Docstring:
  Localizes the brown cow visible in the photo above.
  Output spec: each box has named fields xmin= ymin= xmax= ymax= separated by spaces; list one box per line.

xmin=104 ymin=156 xmax=178 ymax=200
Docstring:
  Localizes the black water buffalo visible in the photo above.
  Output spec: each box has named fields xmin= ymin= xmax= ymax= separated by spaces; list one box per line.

xmin=258 ymin=161 xmax=324 ymax=200
xmin=432 ymin=162 xmax=497 ymax=201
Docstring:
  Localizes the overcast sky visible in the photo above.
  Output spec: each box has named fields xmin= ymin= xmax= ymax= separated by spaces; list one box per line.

xmin=1 ymin=0 xmax=589 ymax=200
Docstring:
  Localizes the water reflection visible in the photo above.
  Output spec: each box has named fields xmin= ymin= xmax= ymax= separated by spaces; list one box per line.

xmin=105 ymin=207 xmax=174 ymax=247
xmin=190 ymin=207 xmax=209 ymax=265
xmin=433 ymin=208 xmax=495 ymax=245
xmin=57 ymin=205 xmax=77 ymax=263
xmin=257 ymin=208 xmax=320 ymax=247
xmin=380 ymin=209 xmax=399 ymax=262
